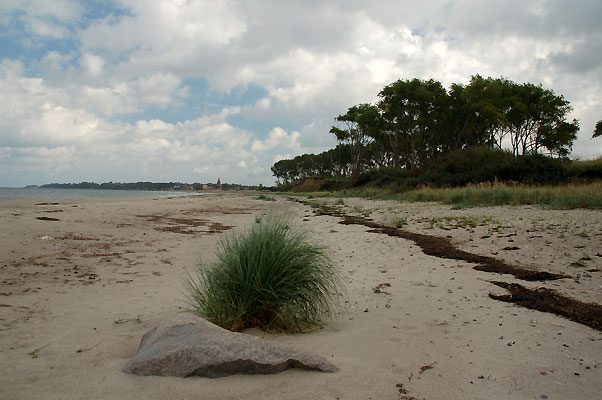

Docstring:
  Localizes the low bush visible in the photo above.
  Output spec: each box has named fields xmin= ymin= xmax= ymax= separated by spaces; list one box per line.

xmin=500 ymin=154 xmax=569 ymax=185
xmin=426 ymin=147 xmax=569 ymax=186
xmin=319 ymin=177 xmax=351 ymax=191
xmin=427 ymin=147 xmax=512 ymax=186
xmin=352 ymin=148 xmax=572 ymax=190
xmin=568 ymin=156 xmax=602 ymax=181
xmin=183 ymin=214 xmax=343 ymax=332
xmin=355 ymin=167 xmax=415 ymax=189
xmin=290 ymin=177 xmax=351 ymax=192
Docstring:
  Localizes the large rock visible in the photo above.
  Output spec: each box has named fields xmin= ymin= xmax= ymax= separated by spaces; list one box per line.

xmin=122 ymin=314 xmax=338 ymax=378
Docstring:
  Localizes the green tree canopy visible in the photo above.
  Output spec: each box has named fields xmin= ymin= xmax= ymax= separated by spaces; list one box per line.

xmin=272 ymin=75 xmax=580 ymax=185
xmin=378 ymin=78 xmax=448 ymax=169
xmin=330 ymin=103 xmax=381 ymax=177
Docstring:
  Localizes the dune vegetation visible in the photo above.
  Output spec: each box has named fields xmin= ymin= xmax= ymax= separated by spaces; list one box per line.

xmin=269 ymin=75 xmax=602 ymax=210
xmin=183 ymin=214 xmax=343 ymax=332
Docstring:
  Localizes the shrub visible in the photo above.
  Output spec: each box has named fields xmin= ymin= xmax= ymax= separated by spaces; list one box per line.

xmin=427 ymin=147 xmax=512 ymax=186
xmin=424 ymin=147 xmax=569 ymax=186
xmin=183 ymin=214 xmax=343 ymax=332
xmin=499 ymin=154 xmax=569 ymax=185
xmin=355 ymin=167 xmax=413 ymax=188
xmin=568 ymin=156 xmax=602 ymax=181
xmin=319 ymin=177 xmax=351 ymax=191
xmin=355 ymin=148 xmax=570 ymax=190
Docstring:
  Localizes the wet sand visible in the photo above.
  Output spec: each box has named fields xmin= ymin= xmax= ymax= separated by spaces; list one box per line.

xmin=0 ymin=193 xmax=600 ymax=399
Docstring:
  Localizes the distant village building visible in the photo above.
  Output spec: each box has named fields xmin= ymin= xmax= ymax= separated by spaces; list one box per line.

xmin=201 ymin=178 xmax=223 ymax=191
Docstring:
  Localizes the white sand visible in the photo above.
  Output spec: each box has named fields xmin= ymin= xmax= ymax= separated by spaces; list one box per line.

xmin=0 ymin=193 xmax=600 ymax=399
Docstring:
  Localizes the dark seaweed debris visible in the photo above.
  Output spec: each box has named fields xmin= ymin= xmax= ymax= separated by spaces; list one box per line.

xmin=36 ymin=216 xmax=60 ymax=221
xmin=310 ymin=202 xmax=566 ymax=282
xmin=489 ymin=281 xmax=602 ymax=332
xmin=294 ymin=198 xmax=599 ymax=332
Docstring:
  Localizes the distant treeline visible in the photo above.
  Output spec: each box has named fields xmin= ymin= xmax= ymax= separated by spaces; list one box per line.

xmin=272 ymin=75 xmax=597 ymax=189
xmin=40 ymin=182 xmax=260 ymax=191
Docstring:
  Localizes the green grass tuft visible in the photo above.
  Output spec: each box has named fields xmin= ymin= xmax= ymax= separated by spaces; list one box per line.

xmin=256 ymin=194 xmax=276 ymax=201
xmin=183 ymin=214 xmax=343 ymax=332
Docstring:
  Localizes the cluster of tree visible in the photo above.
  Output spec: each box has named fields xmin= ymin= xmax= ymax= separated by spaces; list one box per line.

xmin=272 ymin=75 xmax=582 ymax=185
xmin=271 ymin=144 xmax=352 ymax=183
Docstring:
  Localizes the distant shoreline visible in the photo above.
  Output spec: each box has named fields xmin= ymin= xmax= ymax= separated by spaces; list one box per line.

xmin=31 ymin=181 xmax=262 ymax=192
xmin=0 ymin=187 xmax=201 ymax=201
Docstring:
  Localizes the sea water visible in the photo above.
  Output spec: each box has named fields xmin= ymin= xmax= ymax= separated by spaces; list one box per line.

xmin=0 ymin=187 xmax=196 ymax=201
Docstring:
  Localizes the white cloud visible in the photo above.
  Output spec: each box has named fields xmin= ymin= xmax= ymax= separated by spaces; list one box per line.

xmin=27 ymin=18 xmax=68 ymax=38
xmin=2 ymin=0 xmax=602 ymax=186
xmin=80 ymin=53 xmax=104 ymax=76
xmin=20 ymin=103 xmax=102 ymax=145
xmin=1 ymin=0 xmax=83 ymax=39
xmin=79 ymin=0 xmax=247 ymax=80
xmin=251 ymin=127 xmax=300 ymax=153
xmin=0 ymin=60 xmax=310 ymax=185
xmin=72 ymin=72 xmax=184 ymax=116
xmin=25 ymin=0 xmax=83 ymax=22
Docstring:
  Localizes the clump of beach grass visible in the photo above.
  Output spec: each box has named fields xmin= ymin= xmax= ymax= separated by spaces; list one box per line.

xmin=183 ymin=213 xmax=343 ymax=332
xmin=256 ymin=194 xmax=275 ymax=201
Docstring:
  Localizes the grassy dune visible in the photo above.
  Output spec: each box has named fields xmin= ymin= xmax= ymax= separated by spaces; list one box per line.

xmin=396 ymin=182 xmax=602 ymax=209
xmin=293 ymin=182 xmax=602 ymax=209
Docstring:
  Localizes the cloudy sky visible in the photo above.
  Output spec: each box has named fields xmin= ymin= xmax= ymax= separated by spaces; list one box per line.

xmin=1 ymin=0 xmax=601 ymax=187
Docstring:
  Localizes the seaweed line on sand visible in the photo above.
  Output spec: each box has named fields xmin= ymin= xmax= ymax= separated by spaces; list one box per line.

xmin=489 ymin=281 xmax=602 ymax=331
xmin=292 ymin=199 xmax=601 ymax=332
xmin=303 ymin=201 xmax=566 ymax=282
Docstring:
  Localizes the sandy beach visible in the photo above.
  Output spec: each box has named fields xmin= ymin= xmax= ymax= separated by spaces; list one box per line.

xmin=1 ymin=192 xmax=600 ymax=400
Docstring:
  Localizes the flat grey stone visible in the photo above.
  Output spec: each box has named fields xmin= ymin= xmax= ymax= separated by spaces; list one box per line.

xmin=122 ymin=314 xmax=338 ymax=378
